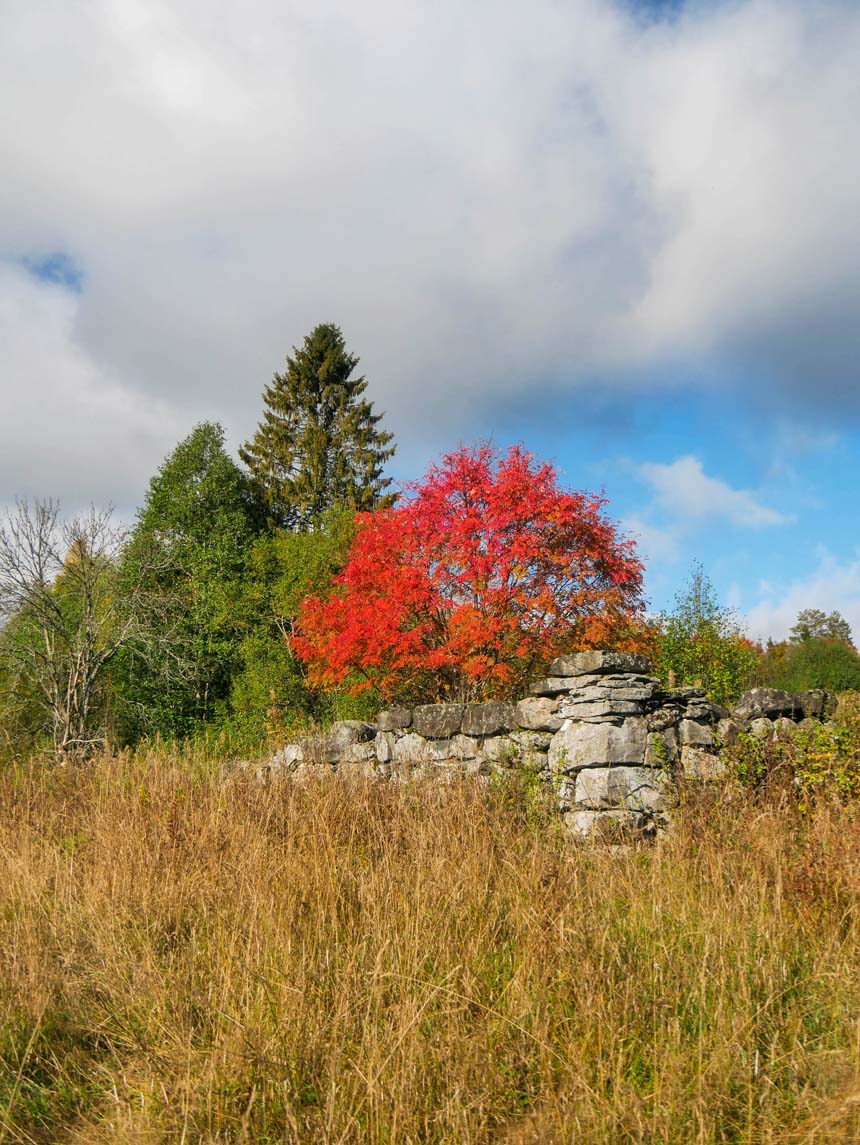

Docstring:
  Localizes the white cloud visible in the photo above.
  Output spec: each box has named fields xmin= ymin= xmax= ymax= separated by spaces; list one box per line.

xmin=621 ymin=513 xmax=680 ymax=562
xmin=637 ymin=455 xmax=789 ymax=527
xmin=1 ymin=0 xmax=860 ymax=502
xmin=0 ymin=264 xmax=183 ymax=512
xmin=744 ymin=552 xmax=860 ymax=644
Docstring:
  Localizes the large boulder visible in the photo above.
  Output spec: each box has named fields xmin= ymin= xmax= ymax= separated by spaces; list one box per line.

xmin=795 ymin=690 xmax=837 ymax=720
xmin=549 ymin=717 xmax=647 ymax=774
xmin=733 ymin=689 xmax=802 ymax=721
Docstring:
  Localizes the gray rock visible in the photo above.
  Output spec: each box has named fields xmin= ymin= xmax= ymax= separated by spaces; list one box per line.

xmin=678 ymin=719 xmax=714 ymax=748
xmin=716 ymin=718 xmax=742 ymax=748
xmin=795 ymin=690 xmax=837 ymax=720
xmin=645 ymin=727 xmax=678 ymax=766
xmin=773 ymin=716 xmax=796 ymax=742
xmin=574 ymin=766 xmax=670 ymax=812
xmin=557 ymin=698 xmax=643 ymax=720
xmin=749 ymin=717 xmax=775 ymax=741
xmin=282 ymin=743 xmax=304 ymax=769
xmin=462 ymin=701 xmax=516 ymax=736
xmin=481 ymin=735 xmax=520 ymax=765
xmin=511 ymin=729 xmax=552 ymax=752
xmin=530 ymin=676 xmax=588 ymax=697
xmin=310 ymin=720 xmax=376 ymax=763
xmin=681 ymin=746 xmax=727 ymax=781
xmin=549 ymin=717 xmax=647 ymax=774
xmin=546 ymin=651 xmax=653 ymax=677
xmin=392 ymin=732 xmax=429 ymax=764
xmin=377 ymin=708 xmax=412 ymax=731
xmin=375 ymin=731 xmax=395 ymax=764
xmin=343 ymin=741 xmax=377 ymax=764
xmin=423 ymin=734 xmax=480 ymax=763
xmin=563 ymin=809 xmax=647 ymax=841
xmin=647 ymin=707 xmax=683 ymax=733
xmin=413 ymin=703 xmax=464 ymax=738
xmin=514 ymin=696 xmax=564 ymax=731
xmin=734 ymin=689 xmax=801 ymax=721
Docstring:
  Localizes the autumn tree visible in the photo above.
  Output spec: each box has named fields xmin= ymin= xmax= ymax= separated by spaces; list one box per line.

xmin=240 ymin=323 xmax=395 ymax=529
xmin=293 ymin=443 xmax=645 ymax=702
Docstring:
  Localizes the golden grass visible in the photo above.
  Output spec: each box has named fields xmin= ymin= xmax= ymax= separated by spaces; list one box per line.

xmin=1 ymin=753 xmax=860 ymax=1143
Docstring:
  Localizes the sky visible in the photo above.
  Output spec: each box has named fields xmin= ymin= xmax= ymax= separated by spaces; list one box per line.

xmin=2 ymin=0 xmax=860 ymax=643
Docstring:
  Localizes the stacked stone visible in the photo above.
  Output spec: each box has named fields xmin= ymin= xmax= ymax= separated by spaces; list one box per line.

xmin=718 ymin=688 xmax=835 ymax=747
xmin=535 ymin=651 xmax=723 ymax=839
xmin=254 ymin=654 xmax=836 ymax=841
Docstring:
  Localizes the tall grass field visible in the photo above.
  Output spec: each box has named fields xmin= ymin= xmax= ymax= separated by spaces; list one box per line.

xmin=1 ymin=753 xmax=859 ymax=1142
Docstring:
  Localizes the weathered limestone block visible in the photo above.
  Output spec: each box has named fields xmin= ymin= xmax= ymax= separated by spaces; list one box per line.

xmin=749 ymin=717 xmax=775 ymax=741
xmin=678 ymin=719 xmax=714 ymax=748
xmin=574 ymin=766 xmax=670 ymax=813
xmin=645 ymin=727 xmax=678 ymax=766
xmin=557 ymin=698 xmax=644 ymax=721
xmin=734 ymin=689 xmax=801 ymax=722
xmin=481 ymin=734 xmax=520 ymax=765
xmin=795 ymin=690 xmax=837 ymax=720
xmin=462 ymin=701 xmax=516 ymax=736
xmin=413 ymin=703 xmax=464 ymax=738
xmin=393 ymin=732 xmax=429 ymax=763
xmin=549 ymin=717 xmax=647 ymax=774
xmin=311 ymin=720 xmax=375 ymax=763
xmin=681 ymin=746 xmax=727 ymax=781
xmin=530 ymin=676 xmax=589 ymax=697
xmin=773 ymin=716 xmax=796 ymax=742
xmin=647 ymin=706 xmax=683 ymax=733
xmin=423 ymin=734 xmax=480 ymax=763
xmin=375 ymin=731 xmax=396 ymax=763
xmin=511 ymin=729 xmax=552 ymax=752
xmin=377 ymin=708 xmax=412 ymax=731
xmin=343 ymin=741 xmax=377 ymax=764
xmin=282 ymin=743 xmax=304 ymax=769
xmin=716 ymin=718 xmax=742 ymax=748
xmin=563 ymin=809 xmax=647 ymax=840
xmin=514 ymin=696 xmax=563 ymax=731
xmin=547 ymin=651 xmax=654 ymax=677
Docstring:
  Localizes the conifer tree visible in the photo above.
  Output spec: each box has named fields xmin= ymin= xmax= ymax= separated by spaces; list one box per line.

xmin=240 ymin=324 xmax=396 ymax=529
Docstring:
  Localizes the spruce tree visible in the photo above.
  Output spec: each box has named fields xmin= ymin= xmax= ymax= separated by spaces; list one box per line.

xmin=240 ymin=323 xmax=396 ymax=529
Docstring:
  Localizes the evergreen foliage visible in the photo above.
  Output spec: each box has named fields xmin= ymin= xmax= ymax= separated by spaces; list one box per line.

xmin=240 ymin=324 xmax=395 ymax=529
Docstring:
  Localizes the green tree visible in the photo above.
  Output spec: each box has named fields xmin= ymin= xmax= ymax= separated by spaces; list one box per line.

xmin=114 ymin=423 xmax=264 ymax=740
xmin=229 ymin=507 xmax=376 ymax=741
xmin=0 ymin=502 xmax=140 ymax=758
xmin=657 ymin=563 xmax=758 ymax=707
xmin=759 ymin=637 xmax=860 ymax=693
xmin=240 ymin=323 xmax=396 ymax=529
xmin=788 ymin=608 xmax=854 ymax=646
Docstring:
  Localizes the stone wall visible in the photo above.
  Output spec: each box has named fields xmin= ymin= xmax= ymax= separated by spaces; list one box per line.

xmin=256 ymin=652 xmax=835 ymax=839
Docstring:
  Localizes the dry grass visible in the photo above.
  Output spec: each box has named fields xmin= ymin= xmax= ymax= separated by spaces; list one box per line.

xmin=1 ymin=753 xmax=860 ymax=1144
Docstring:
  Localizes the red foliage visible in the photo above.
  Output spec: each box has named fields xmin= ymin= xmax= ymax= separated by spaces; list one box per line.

xmin=293 ymin=443 xmax=646 ymax=700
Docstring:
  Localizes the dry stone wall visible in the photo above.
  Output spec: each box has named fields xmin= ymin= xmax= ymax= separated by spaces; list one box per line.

xmin=258 ymin=653 xmax=836 ymax=839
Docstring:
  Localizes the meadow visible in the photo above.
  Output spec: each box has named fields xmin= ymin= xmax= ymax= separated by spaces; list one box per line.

xmin=1 ymin=752 xmax=859 ymax=1144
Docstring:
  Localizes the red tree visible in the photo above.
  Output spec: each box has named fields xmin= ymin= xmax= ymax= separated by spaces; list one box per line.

xmin=293 ymin=443 xmax=646 ymax=701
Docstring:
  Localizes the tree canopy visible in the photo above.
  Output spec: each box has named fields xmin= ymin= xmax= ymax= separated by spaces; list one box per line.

xmin=240 ymin=323 xmax=395 ymax=529
xmin=294 ymin=443 xmax=645 ymax=702
xmin=789 ymin=608 xmax=854 ymax=646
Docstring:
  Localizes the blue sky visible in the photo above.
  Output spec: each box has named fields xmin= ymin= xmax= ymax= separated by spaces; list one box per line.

xmin=2 ymin=0 xmax=860 ymax=641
